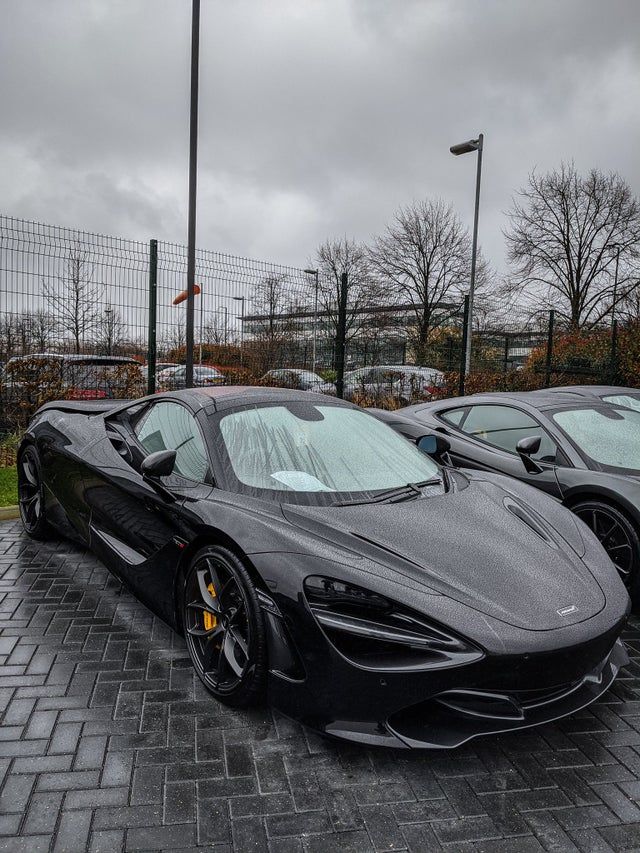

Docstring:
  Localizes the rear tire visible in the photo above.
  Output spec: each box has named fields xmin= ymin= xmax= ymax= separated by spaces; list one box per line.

xmin=181 ymin=545 xmax=267 ymax=708
xmin=17 ymin=445 xmax=50 ymax=540
xmin=572 ymin=499 xmax=640 ymax=607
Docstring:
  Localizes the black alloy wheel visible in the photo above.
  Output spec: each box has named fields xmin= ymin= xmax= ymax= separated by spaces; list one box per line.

xmin=18 ymin=446 xmax=50 ymax=540
xmin=182 ymin=545 xmax=267 ymax=707
xmin=573 ymin=500 xmax=640 ymax=602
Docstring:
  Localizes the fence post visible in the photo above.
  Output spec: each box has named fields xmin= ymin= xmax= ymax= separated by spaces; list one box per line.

xmin=147 ymin=239 xmax=158 ymax=395
xmin=610 ymin=318 xmax=619 ymax=383
xmin=458 ymin=295 xmax=470 ymax=397
xmin=544 ymin=309 xmax=555 ymax=388
xmin=335 ymin=272 xmax=348 ymax=399
xmin=503 ymin=335 xmax=509 ymax=372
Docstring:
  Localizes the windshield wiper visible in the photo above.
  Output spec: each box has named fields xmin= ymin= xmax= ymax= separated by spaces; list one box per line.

xmin=332 ymin=477 xmax=441 ymax=507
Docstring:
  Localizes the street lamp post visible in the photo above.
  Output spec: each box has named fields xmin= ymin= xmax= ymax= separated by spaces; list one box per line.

xmin=185 ymin=0 xmax=201 ymax=388
xmin=611 ymin=243 xmax=621 ymax=328
xmin=232 ymin=296 xmax=246 ymax=366
xmin=450 ymin=133 xmax=483 ymax=378
xmin=304 ymin=269 xmax=319 ymax=374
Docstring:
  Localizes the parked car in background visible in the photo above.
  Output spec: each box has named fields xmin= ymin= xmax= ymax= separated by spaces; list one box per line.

xmin=320 ymin=365 xmax=444 ymax=403
xmin=139 ymin=362 xmax=178 ymax=382
xmin=374 ymin=389 xmax=640 ymax=606
xmin=157 ymin=364 xmax=226 ymax=391
xmin=1 ymin=353 xmax=142 ymax=401
xmin=547 ymin=385 xmax=640 ymax=412
xmin=260 ymin=369 xmax=329 ymax=392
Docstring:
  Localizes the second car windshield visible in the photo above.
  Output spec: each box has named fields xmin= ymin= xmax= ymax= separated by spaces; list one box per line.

xmin=217 ymin=402 xmax=439 ymax=499
xmin=552 ymin=406 xmax=640 ymax=472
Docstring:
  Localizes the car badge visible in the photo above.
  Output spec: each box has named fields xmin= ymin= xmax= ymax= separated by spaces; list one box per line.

xmin=557 ymin=605 xmax=579 ymax=617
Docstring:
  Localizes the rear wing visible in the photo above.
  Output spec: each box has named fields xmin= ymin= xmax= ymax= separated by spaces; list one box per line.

xmin=34 ymin=399 xmax=131 ymax=417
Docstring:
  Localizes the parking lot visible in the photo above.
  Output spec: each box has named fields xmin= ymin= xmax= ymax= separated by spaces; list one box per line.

xmin=0 ymin=519 xmax=640 ymax=852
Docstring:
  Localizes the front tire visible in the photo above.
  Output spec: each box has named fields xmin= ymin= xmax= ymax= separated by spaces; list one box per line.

xmin=573 ymin=499 xmax=640 ymax=606
xmin=17 ymin=445 xmax=50 ymax=540
xmin=181 ymin=545 xmax=267 ymax=708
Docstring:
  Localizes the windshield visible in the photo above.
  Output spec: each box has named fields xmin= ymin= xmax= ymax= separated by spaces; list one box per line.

xmin=216 ymin=402 xmax=440 ymax=503
xmin=552 ymin=406 xmax=640 ymax=472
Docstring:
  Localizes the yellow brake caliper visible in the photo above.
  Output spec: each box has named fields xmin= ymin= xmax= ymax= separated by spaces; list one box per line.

xmin=203 ymin=582 xmax=217 ymax=631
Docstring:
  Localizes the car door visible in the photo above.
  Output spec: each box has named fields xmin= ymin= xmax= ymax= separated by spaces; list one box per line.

xmin=81 ymin=399 xmax=213 ymax=620
xmin=434 ymin=403 xmax=566 ymax=496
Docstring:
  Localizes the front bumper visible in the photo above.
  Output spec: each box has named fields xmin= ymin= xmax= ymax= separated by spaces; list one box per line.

xmin=385 ymin=638 xmax=628 ymax=748
xmin=251 ymin=553 xmax=630 ymax=750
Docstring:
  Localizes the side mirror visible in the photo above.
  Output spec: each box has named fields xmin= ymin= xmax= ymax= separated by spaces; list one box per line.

xmin=141 ymin=449 xmax=176 ymax=479
xmin=516 ymin=435 xmax=543 ymax=475
xmin=417 ymin=434 xmax=451 ymax=464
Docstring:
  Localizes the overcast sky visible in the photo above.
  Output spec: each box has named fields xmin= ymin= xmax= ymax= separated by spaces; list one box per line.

xmin=1 ymin=0 xmax=639 ymax=276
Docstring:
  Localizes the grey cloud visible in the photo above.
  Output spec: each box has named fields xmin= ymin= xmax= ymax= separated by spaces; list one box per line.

xmin=1 ymin=0 xmax=639 ymax=272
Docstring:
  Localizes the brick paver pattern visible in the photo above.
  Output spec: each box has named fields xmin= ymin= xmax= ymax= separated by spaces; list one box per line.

xmin=1 ymin=519 xmax=640 ymax=851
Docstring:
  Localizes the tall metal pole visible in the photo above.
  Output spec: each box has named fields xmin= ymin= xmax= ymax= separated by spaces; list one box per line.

xmin=466 ymin=133 xmax=483 ymax=376
xmin=458 ymin=295 xmax=470 ymax=397
xmin=313 ymin=274 xmax=319 ymax=374
xmin=612 ymin=245 xmax=621 ymax=329
xmin=185 ymin=0 xmax=200 ymax=388
xmin=335 ymin=272 xmax=348 ymax=399
xmin=147 ymin=239 xmax=158 ymax=395
xmin=199 ymin=290 xmax=203 ymax=365
xmin=239 ymin=296 xmax=245 ymax=367
xmin=544 ymin=309 xmax=555 ymax=388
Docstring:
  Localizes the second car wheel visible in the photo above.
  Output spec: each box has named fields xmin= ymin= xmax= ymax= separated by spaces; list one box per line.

xmin=573 ymin=499 xmax=640 ymax=606
xmin=181 ymin=545 xmax=267 ymax=708
xmin=17 ymin=445 xmax=50 ymax=541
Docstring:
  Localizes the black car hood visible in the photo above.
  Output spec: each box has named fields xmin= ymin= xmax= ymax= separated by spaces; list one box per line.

xmin=282 ymin=478 xmax=605 ymax=631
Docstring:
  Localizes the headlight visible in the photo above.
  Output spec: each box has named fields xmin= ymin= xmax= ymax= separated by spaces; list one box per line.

xmin=304 ymin=576 xmax=484 ymax=672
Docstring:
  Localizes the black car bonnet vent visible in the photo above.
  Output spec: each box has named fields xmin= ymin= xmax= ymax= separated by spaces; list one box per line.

xmin=502 ymin=497 xmax=557 ymax=550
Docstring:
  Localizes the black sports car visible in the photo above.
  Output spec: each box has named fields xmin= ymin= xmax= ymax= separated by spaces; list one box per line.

xmin=375 ymin=390 xmax=640 ymax=606
xmin=18 ymin=387 xmax=629 ymax=749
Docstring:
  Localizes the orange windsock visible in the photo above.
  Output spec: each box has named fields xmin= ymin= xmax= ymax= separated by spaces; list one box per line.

xmin=173 ymin=284 xmax=202 ymax=305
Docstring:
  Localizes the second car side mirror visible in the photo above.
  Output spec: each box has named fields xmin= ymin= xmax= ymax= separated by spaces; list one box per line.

xmin=516 ymin=435 xmax=543 ymax=475
xmin=417 ymin=434 xmax=451 ymax=465
xmin=141 ymin=449 xmax=177 ymax=479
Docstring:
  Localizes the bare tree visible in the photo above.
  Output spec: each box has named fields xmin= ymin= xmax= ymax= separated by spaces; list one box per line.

xmin=43 ymin=247 xmax=102 ymax=353
xmin=314 ymin=238 xmax=381 ymax=345
xmin=203 ymin=311 xmax=228 ymax=346
xmin=95 ymin=304 xmax=126 ymax=355
xmin=30 ymin=311 xmax=56 ymax=352
xmin=250 ymin=273 xmax=298 ymax=371
xmin=368 ymin=200 xmax=481 ymax=363
xmin=505 ymin=163 xmax=640 ymax=329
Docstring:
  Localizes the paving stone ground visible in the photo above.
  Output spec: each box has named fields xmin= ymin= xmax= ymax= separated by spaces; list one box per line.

xmin=1 ymin=519 xmax=640 ymax=852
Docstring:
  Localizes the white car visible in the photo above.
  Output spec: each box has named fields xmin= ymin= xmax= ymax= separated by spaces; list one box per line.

xmin=326 ymin=364 xmax=444 ymax=402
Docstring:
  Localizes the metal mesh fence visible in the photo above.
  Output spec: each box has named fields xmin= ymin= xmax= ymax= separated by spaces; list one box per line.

xmin=0 ymin=214 xmax=634 ymax=442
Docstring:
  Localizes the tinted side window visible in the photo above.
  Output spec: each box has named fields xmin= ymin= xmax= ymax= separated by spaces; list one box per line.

xmin=439 ymin=407 xmax=467 ymax=427
xmin=461 ymin=405 xmax=557 ymax=460
xmin=135 ymin=402 xmax=209 ymax=482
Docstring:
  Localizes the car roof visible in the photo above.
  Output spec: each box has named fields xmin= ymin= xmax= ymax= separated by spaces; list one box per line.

xmin=7 ymin=352 xmax=138 ymax=364
xmin=546 ymin=385 xmax=640 ymax=397
xmin=160 ymin=385 xmax=355 ymax=413
xmin=404 ymin=389 xmax=625 ymax=415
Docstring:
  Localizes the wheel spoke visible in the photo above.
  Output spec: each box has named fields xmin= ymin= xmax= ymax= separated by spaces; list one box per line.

xmin=600 ymin=522 xmax=618 ymax=545
xmin=223 ymin=631 xmax=246 ymax=678
xmin=22 ymin=459 xmax=37 ymax=486
xmin=197 ymin=569 xmax=220 ymax=613
xmin=186 ymin=622 xmax=223 ymax=639
xmin=202 ymin=634 xmax=223 ymax=673
xmin=608 ymin=543 xmax=632 ymax=553
xmin=205 ymin=559 xmax=224 ymax=596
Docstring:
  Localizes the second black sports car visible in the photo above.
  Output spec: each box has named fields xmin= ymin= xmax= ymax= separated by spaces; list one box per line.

xmin=375 ymin=390 xmax=640 ymax=605
xmin=18 ymin=387 xmax=629 ymax=748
